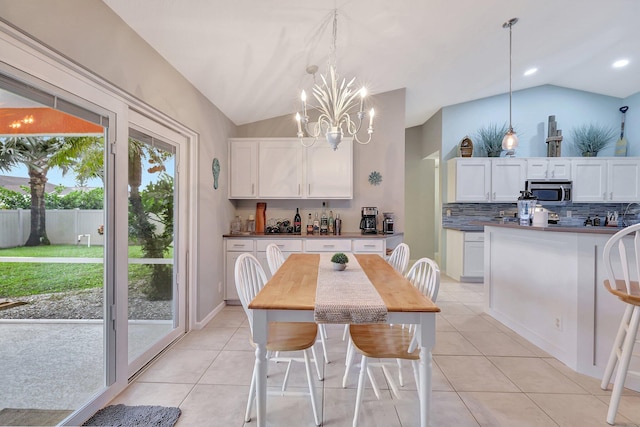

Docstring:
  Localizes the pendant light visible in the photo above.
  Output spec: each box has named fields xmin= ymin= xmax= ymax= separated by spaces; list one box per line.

xmin=502 ymin=17 xmax=519 ymax=156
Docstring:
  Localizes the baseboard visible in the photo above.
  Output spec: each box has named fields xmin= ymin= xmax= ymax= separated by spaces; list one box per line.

xmin=194 ymin=301 xmax=226 ymax=329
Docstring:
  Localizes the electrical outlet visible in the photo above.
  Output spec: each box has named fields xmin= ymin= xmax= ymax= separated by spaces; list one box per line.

xmin=446 ymin=209 xmax=451 ymax=217
xmin=567 ymin=210 xmax=572 ymax=218
xmin=555 ymin=317 xmax=562 ymax=330
xmin=499 ymin=210 xmax=505 ymax=217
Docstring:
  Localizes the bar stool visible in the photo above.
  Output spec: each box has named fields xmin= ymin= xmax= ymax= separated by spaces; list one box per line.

xmin=601 ymin=223 xmax=640 ymax=425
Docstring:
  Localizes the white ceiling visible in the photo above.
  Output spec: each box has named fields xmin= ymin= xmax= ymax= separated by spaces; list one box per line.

xmin=101 ymin=0 xmax=640 ymax=128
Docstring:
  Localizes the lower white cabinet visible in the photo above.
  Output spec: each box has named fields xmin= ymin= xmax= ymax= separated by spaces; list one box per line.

xmin=445 ymin=229 xmax=484 ymax=282
xmin=224 ymin=239 xmax=255 ymax=301
xmin=224 ymin=235 xmax=398 ymax=301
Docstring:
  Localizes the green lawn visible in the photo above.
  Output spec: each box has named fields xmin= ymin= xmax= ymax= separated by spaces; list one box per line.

xmin=0 ymin=245 xmax=171 ymax=298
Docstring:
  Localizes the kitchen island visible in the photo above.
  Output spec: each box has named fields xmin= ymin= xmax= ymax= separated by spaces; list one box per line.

xmin=482 ymin=222 xmax=640 ymax=391
xmin=224 ymin=232 xmax=404 ymax=302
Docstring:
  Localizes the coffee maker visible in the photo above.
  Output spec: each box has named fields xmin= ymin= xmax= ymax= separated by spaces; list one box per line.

xmin=382 ymin=212 xmax=394 ymax=234
xmin=360 ymin=207 xmax=378 ymax=234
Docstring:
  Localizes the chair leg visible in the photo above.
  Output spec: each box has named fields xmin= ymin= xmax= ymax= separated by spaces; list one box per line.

xmin=602 ymin=305 xmax=634 ymax=389
xmin=353 ymin=355 xmax=369 ymax=427
xmin=342 ymin=337 xmax=356 ymax=388
xmin=319 ymin=324 xmax=330 ymax=364
xmin=366 ymin=367 xmax=381 ymax=400
xmin=397 ymin=358 xmax=404 ymax=387
xmin=303 ymin=348 xmax=322 ymax=426
xmin=411 ymin=359 xmax=420 ymax=400
xmin=342 ymin=323 xmax=349 ymax=341
xmin=310 ymin=343 xmax=324 ymax=381
xmin=607 ymin=306 xmax=640 ymax=425
xmin=245 ymin=360 xmax=258 ymax=422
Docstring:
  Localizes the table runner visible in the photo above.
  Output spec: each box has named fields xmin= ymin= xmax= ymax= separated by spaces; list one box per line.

xmin=314 ymin=253 xmax=388 ymax=324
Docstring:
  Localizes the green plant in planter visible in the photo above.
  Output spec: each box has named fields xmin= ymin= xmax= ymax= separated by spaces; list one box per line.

xmin=331 ymin=252 xmax=349 ymax=264
xmin=571 ymin=123 xmax=616 ymax=157
xmin=475 ymin=123 xmax=509 ymax=157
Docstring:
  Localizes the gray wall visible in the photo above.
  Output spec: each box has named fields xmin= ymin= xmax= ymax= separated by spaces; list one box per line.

xmin=0 ymin=0 xmax=236 ymax=322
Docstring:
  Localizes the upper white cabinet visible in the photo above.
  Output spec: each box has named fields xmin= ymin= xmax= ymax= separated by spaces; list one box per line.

xmin=571 ymin=158 xmax=640 ymax=203
xmin=447 ymin=158 xmax=525 ymax=203
xmin=258 ymin=140 xmax=303 ymax=198
xmin=447 ymin=158 xmax=491 ymax=202
xmin=305 ymin=139 xmax=353 ymax=199
xmin=229 ymin=140 xmax=257 ymax=198
xmin=607 ymin=159 xmax=640 ymax=202
xmin=491 ymin=159 xmax=527 ymax=202
xmin=526 ymin=158 xmax=571 ymax=180
xmin=228 ymin=138 xmax=353 ymax=199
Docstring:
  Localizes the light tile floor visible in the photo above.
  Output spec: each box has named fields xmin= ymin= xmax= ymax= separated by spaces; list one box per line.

xmin=111 ymin=277 xmax=640 ymax=426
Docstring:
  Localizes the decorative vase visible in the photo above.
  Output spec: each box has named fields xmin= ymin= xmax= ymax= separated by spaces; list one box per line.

xmin=582 ymin=151 xmax=597 ymax=157
xmin=332 ymin=262 xmax=346 ymax=271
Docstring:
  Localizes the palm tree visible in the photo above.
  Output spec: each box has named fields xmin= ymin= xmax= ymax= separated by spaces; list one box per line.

xmin=0 ymin=135 xmax=102 ymax=246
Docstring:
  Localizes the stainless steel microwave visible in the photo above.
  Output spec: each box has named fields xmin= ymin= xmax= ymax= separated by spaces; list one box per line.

xmin=525 ymin=180 xmax=572 ymax=206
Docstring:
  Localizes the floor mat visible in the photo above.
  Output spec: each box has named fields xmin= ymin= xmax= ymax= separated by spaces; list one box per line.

xmin=0 ymin=408 xmax=73 ymax=426
xmin=83 ymin=404 xmax=181 ymax=427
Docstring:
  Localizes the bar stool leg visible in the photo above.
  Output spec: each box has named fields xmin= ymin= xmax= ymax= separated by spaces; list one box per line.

xmin=607 ymin=306 xmax=640 ymax=425
xmin=602 ymin=305 xmax=634 ymax=390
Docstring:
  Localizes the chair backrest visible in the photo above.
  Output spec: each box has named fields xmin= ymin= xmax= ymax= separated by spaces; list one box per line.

xmin=603 ymin=223 xmax=640 ymax=298
xmin=388 ymin=243 xmax=410 ymax=275
xmin=405 ymin=257 xmax=440 ymax=302
xmin=235 ymin=253 xmax=268 ymax=332
xmin=266 ymin=243 xmax=285 ymax=276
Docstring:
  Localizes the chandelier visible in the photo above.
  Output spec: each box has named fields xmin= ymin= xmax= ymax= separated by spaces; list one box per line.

xmin=295 ymin=9 xmax=374 ymax=151
xmin=502 ymin=17 xmax=519 ymax=157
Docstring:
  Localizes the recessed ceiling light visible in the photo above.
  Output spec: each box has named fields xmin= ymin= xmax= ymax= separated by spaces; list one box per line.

xmin=523 ymin=68 xmax=538 ymax=76
xmin=613 ymin=59 xmax=629 ymax=68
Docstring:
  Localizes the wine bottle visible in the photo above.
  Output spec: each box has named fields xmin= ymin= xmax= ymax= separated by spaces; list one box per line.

xmin=307 ymin=213 xmax=313 ymax=235
xmin=294 ymin=208 xmax=302 ymax=233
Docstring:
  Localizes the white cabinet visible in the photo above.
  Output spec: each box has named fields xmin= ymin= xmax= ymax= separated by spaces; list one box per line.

xmin=447 ymin=158 xmax=491 ymax=202
xmin=445 ymin=229 xmax=483 ymax=282
xmin=258 ymin=140 xmax=303 ymax=198
xmin=447 ymin=158 xmax=524 ymax=203
xmin=304 ymin=239 xmax=352 ymax=253
xmin=526 ymin=159 xmax=571 ymax=180
xmin=305 ymin=138 xmax=353 ymax=199
xmin=607 ymin=159 xmax=640 ymax=202
xmin=224 ymin=239 xmax=255 ymax=300
xmin=491 ymin=159 xmax=526 ymax=202
xmin=229 ymin=140 xmax=257 ymax=198
xmin=571 ymin=159 xmax=607 ymax=202
xmin=228 ymin=138 xmax=352 ymax=199
xmin=352 ymin=239 xmax=384 ymax=253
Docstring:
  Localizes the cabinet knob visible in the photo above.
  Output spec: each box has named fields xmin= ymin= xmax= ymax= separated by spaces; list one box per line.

xmin=486 ymin=192 xmax=490 ymax=200
xmin=492 ymin=192 xmax=496 ymax=199
xmin=251 ymin=184 xmax=255 ymax=195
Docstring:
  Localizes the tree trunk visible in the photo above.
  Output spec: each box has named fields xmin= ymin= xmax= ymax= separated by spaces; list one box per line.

xmin=25 ymin=167 xmax=50 ymax=246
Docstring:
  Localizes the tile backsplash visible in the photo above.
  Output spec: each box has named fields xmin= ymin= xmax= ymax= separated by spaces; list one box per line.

xmin=442 ymin=202 xmax=640 ymax=228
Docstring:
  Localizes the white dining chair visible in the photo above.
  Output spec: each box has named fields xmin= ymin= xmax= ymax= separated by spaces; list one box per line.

xmin=266 ymin=243 xmax=330 ymax=364
xmin=265 ymin=243 xmax=285 ymax=276
xmin=235 ymin=253 xmax=322 ymax=425
xmin=388 ymin=243 xmax=410 ymax=275
xmin=347 ymin=257 xmax=440 ymax=427
xmin=600 ymin=223 xmax=640 ymax=425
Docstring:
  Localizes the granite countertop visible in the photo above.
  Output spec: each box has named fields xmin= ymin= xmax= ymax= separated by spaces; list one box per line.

xmin=473 ymin=221 xmax=624 ymax=235
xmin=442 ymin=226 xmax=484 ymax=232
xmin=223 ymin=232 xmax=403 ymax=239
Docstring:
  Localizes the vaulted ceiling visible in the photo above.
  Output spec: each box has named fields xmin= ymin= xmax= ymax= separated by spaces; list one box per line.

xmin=102 ymin=0 xmax=639 ymax=128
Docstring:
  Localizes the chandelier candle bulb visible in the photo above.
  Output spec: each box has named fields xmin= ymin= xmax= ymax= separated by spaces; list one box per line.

xmin=301 ymin=90 xmax=307 ymax=116
xmin=359 ymin=87 xmax=366 ymax=111
xmin=369 ymin=109 xmax=375 ymax=128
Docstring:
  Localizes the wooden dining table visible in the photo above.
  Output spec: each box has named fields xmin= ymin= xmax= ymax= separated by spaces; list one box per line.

xmin=248 ymin=253 xmax=440 ymax=426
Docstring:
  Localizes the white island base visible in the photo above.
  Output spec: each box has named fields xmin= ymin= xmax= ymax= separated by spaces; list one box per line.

xmin=483 ymin=224 xmax=640 ymax=391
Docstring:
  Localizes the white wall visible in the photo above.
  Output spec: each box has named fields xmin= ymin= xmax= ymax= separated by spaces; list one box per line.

xmin=0 ymin=0 xmax=236 ymax=322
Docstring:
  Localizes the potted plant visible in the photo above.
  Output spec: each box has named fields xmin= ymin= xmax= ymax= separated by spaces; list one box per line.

xmin=475 ymin=123 xmax=509 ymax=157
xmin=331 ymin=252 xmax=349 ymax=271
xmin=571 ymin=123 xmax=616 ymax=157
